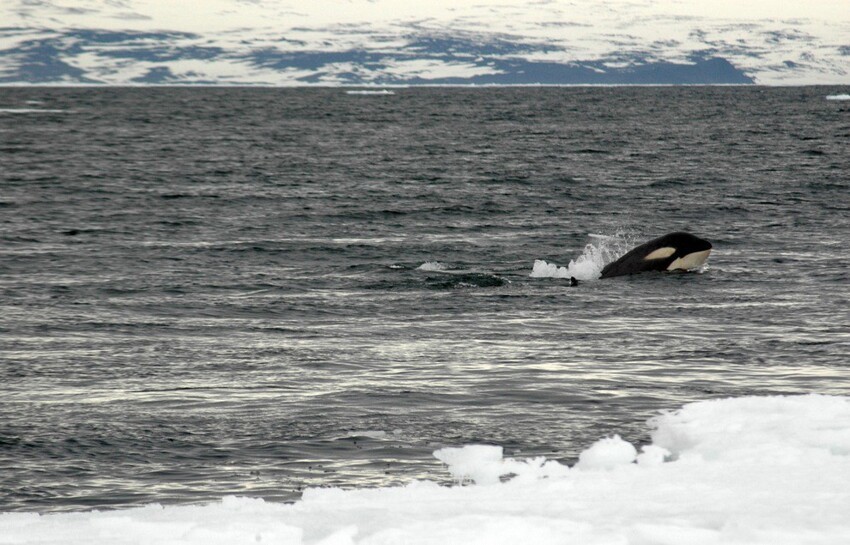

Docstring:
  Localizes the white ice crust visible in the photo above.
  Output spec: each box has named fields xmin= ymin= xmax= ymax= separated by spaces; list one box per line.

xmin=2 ymin=395 xmax=850 ymax=544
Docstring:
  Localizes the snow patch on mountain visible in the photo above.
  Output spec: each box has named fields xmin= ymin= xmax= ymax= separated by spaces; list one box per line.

xmin=0 ymin=0 xmax=847 ymax=85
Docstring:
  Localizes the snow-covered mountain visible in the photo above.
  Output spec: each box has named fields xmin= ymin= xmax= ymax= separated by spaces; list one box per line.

xmin=1 ymin=0 xmax=848 ymax=85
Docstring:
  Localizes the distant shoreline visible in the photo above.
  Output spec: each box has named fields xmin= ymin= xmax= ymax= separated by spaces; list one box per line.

xmin=2 ymin=83 xmax=848 ymax=88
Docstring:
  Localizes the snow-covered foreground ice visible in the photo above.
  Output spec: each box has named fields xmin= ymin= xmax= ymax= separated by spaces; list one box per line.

xmin=2 ymin=395 xmax=849 ymax=544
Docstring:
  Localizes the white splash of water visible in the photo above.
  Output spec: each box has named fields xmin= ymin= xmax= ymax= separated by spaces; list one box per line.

xmin=345 ymin=89 xmax=395 ymax=95
xmin=825 ymin=94 xmax=850 ymax=101
xmin=418 ymin=261 xmax=448 ymax=271
xmin=530 ymin=230 xmax=637 ymax=281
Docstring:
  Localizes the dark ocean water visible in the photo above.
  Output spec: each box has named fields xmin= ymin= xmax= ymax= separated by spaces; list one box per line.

xmin=1 ymin=86 xmax=848 ymax=513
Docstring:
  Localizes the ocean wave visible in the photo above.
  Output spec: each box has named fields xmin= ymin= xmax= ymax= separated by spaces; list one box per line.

xmin=0 ymin=108 xmax=68 ymax=114
xmin=825 ymin=94 xmax=850 ymax=101
xmin=365 ymin=270 xmax=507 ymax=290
xmin=345 ymin=89 xmax=395 ymax=96
xmin=3 ymin=395 xmax=848 ymax=544
xmin=426 ymin=272 xmax=507 ymax=289
xmin=417 ymin=261 xmax=448 ymax=271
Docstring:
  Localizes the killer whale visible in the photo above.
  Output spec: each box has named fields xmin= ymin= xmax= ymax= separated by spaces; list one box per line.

xmin=600 ymin=232 xmax=712 ymax=279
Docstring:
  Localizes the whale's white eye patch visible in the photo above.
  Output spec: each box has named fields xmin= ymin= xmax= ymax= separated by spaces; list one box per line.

xmin=668 ymin=249 xmax=712 ymax=271
xmin=643 ymin=246 xmax=676 ymax=260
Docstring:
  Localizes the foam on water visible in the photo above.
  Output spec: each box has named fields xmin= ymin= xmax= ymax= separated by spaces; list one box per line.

xmin=530 ymin=230 xmax=637 ymax=280
xmin=346 ymin=430 xmax=389 ymax=439
xmin=0 ymin=108 xmax=68 ymax=113
xmin=345 ymin=90 xmax=395 ymax=96
xmin=825 ymin=94 xmax=850 ymax=100
xmin=3 ymin=395 xmax=849 ymax=544
xmin=417 ymin=261 xmax=448 ymax=271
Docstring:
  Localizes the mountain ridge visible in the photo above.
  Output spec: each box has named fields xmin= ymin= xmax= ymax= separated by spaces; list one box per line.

xmin=1 ymin=1 xmax=847 ymax=85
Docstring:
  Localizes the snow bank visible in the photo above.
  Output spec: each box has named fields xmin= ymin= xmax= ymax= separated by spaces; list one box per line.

xmin=576 ymin=434 xmax=637 ymax=470
xmin=3 ymin=395 xmax=850 ymax=544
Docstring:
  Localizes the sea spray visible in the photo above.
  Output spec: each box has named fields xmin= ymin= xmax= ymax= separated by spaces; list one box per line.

xmin=530 ymin=230 xmax=638 ymax=280
xmin=417 ymin=261 xmax=448 ymax=271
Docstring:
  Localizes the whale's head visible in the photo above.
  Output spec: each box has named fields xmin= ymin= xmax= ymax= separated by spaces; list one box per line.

xmin=600 ymin=231 xmax=713 ymax=278
xmin=644 ymin=232 xmax=712 ymax=271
